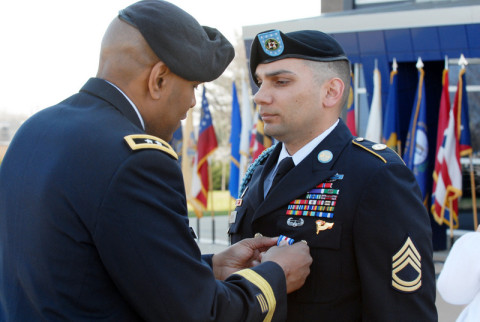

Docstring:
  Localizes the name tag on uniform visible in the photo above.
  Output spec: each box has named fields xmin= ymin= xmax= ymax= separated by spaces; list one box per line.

xmin=229 ymin=211 xmax=237 ymax=224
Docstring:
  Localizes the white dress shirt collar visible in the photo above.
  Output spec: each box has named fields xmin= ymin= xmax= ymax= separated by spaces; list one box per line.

xmin=106 ymin=80 xmax=145 ymax=130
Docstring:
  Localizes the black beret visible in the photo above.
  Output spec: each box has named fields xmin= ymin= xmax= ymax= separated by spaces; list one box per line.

xmin=119 ymin=0 xmax=234 ymax=82
xmin=250 ymin=29 xmax=349 ymax=85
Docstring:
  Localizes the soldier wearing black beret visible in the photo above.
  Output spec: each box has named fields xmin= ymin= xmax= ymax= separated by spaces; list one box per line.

xmin=0 ymin=3 xmax=313 ymax=321
xmin=229 ymin=29 xmax=438 ymax=321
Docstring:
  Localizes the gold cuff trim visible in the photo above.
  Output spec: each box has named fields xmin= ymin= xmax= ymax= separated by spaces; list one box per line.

xmin=234 ymin=269 xmax=276 ymax=322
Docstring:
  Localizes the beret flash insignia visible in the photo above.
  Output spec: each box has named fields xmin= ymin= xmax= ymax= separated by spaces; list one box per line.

xmin=258 ymin=30 xmax=284 ymax=57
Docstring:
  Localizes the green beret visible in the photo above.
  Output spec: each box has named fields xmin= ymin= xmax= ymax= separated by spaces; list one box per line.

xmin=249 ymin=29 xmax=349 ymax=85
xmin=119 ymin=0 xmax=234 ymax=82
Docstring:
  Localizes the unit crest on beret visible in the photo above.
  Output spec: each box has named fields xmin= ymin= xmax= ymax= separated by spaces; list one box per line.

xmin=250 ymin=29 xmax=349 ymax=86
xmin=124 ymin=134 xmax=178 ymax=160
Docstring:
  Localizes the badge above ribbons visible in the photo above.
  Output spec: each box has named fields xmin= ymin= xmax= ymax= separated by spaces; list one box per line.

xmin=258 ymin=30 xmax=284 ymax=57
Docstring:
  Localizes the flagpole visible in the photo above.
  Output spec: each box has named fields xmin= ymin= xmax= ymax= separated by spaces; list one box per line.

xmin=449 ymin=198 xmax=454 ymax=248
xmin=208 ymin=160 xmax=215 ymax=244
xmin=197 ymin=211 xmax=201 ymax=241
xmin=458 ymin=54 xmax=477 ymax=230
xmin=354 ymin=64 xmax=360 ymax=135
xmin=468 ymin=153 xmax=478 ymax=229
xmin=392 ymin=58 xmax=401 ymax=153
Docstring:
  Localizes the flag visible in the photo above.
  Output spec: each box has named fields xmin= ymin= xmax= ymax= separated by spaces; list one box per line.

xmin=251 ymin=105 xmax=273 ymax=160
xmin=346 ymin=73 xmax=357 ymax=136
xmin=431 ymin=68 xmax=462 ymax=227
xmin=382 ymin=69 xmax=401 ymax=153
xmin=229 ymin=82 xmax=241 ymax=199
xmin=347 ymin=73 xmax=357 ymax=136
xmin=169 ymin=125 xmax=183 ymax=165
xmin=455 ymin=68 xmax=472 ymax=156
xmin=403 ymin=66 xmax=429 ymax=201
xmin=249 ymin=108 xmax=259 ymax=161
xmin=239 ymin=80 xmax=253 ymax=184
xmin=434 ymin=69 xmax=451 ymax=163
xmin=182 ymin=109 xmax=203 ymax=217
xmin=365 ymin=67 xmax=382 ymax=142
xmin=249 ymin=106 xmax=258 ymax=158
xmin=191 ymin=87 xmax=218 ymax=210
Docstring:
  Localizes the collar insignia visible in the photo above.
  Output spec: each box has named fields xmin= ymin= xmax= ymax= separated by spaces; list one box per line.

xmin=318 ymin=150 xmax=333 ymax=163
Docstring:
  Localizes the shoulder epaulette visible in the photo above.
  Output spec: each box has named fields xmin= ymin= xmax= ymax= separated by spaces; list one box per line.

xmin=352 ymin=137 xmax=404 ymax=165
xmin=124 ymin=134 xmax=178 ymax=160
xmin=239 ymin=144 xmax=277 ymax=195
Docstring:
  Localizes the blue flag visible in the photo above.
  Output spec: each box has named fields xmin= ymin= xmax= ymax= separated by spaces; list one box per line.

xmin=403 ymin=67 xmax=429 ymax=201
xmin=382 ymin=69 xmax=401 ymax=153
xmin=455 ymin=68 xmax=472 ymax=156
xmin=229 ymin=82 xmax=242 ymax=199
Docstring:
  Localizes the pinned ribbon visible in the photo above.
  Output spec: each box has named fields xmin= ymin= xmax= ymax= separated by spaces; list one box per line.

xmin=277 ymin=235 xmax=294 ymax=246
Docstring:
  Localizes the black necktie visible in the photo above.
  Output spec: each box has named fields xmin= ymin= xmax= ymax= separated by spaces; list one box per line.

xmin=269 ymin=157 xmax=295 ymax=193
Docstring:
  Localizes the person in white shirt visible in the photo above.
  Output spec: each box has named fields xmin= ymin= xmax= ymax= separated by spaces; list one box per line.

xmin=437 ymin=225 xmax=480 ymax=322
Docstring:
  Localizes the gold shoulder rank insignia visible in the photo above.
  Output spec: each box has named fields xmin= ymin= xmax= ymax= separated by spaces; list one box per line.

xmin=124 ymin=134 xmax=178 ymax=160
xmin=392 ymin=236 xmax=422 ymax=293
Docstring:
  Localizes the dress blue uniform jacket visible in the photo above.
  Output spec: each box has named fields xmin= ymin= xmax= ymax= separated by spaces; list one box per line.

xmin=0 ymin=78 xmax=287 ymax=321
xmin=229 ymin=120 xmax=438 ymax=321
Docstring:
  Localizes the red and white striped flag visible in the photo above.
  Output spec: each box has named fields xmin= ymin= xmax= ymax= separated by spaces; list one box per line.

xmin=431 ymin=70 xmax=462 ymax=228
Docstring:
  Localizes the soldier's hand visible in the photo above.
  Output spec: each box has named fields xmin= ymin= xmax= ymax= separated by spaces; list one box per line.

xmin=212 ymin=236 xmax=277 ymax=280
xmin=262 ymin=242 xmax=312 ymax=293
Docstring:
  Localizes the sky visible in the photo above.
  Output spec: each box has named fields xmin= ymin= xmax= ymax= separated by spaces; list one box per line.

xmin=0 ymin=0 xmax=321 ymax=116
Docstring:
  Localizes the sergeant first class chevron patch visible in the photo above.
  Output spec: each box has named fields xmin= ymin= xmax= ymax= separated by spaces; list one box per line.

xmin=124 ymin=134 xmax=178 ymax=160
xmin=392 ymin=236 xmax=422 ymax=293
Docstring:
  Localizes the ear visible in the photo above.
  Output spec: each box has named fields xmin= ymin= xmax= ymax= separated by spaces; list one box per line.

xmin=323 ymin=78 xmax=345 ymax=108
xmin=148 ymin=61 xmax=170 ymax=100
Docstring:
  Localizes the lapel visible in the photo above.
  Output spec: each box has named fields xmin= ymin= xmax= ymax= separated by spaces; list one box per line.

xmin=252 ymin=119 xmax=353 ymax=221
xmin=80 ymin=78 xmax=144 ymax=130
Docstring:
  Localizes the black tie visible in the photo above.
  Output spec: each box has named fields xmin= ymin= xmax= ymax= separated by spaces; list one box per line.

xmin=269 ymin=157 xmax=295 ymax=193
